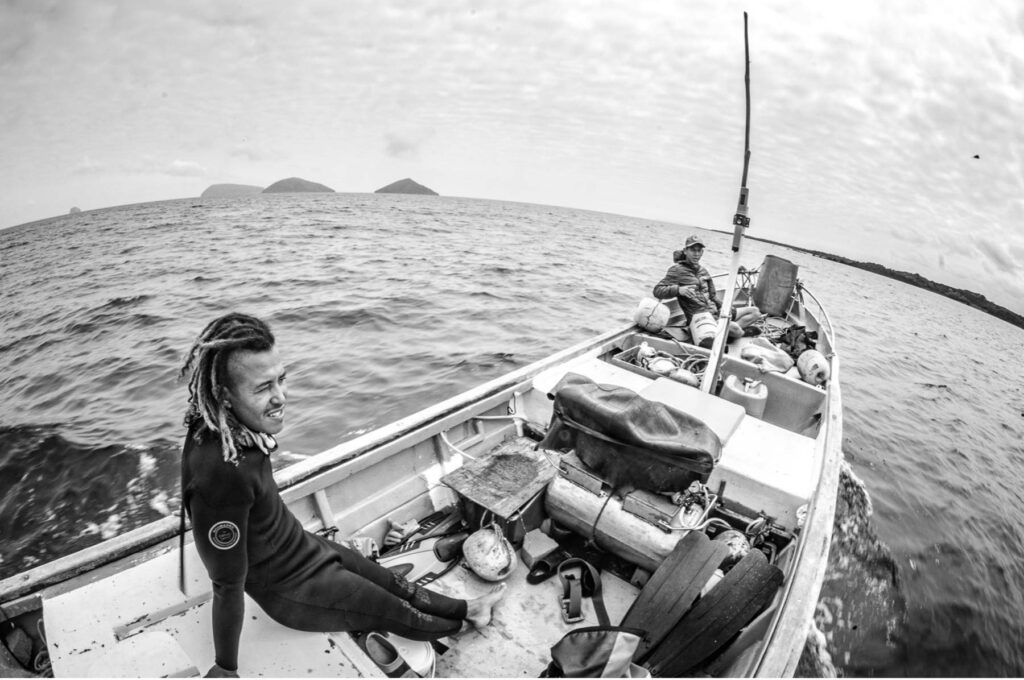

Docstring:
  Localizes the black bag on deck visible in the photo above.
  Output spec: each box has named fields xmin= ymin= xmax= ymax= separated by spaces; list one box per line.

xmin=538 ymin=372 xmax=720 ymax=493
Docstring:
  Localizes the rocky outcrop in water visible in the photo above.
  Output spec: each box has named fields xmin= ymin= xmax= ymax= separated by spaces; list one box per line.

xmin=201 ymin=183 xmax=264 ymax=198
xmin=263 ymin=177 xmax=335 ymax=193
xmin=374 ymin=178 xmax=438 ymax=195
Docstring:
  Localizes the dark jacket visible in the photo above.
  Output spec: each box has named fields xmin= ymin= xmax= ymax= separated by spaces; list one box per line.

xmin=652 ymin=252 xmax=719 ymax=320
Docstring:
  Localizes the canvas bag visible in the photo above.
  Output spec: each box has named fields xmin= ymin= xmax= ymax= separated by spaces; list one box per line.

xmin=541 ymin=558 xmax=650 ymax=678
xmin=542 ymin=626 xmax=650 ymax=678
xmin=538 ymin=372 xmax=719 ymax=493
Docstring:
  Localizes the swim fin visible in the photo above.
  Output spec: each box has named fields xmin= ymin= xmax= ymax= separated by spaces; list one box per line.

xmin=380 ymin=506 xmax=465 ymax=556
xmin=406 ymin=507 xmax=464 ymax=541
xmin=622 ymin=529 xmax=730 ymax=660
xmin=643 ymin=548 xmax=783 ymax=676
xmin=377 ymin=531 xmax=469 ymax=586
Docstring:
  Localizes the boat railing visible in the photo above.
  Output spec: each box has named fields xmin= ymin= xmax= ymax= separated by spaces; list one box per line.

xmin=752 ymin=350 xmax=842 ymax=676
xmin=797 ymin=284 xmax=837 ymax=352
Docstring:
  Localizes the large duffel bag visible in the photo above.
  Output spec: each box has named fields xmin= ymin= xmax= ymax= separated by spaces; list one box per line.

xmin=537 ymin=372 xmax=720 ymax=493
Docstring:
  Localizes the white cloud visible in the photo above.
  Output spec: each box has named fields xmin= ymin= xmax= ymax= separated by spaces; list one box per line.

xmin=165 ymin=160 xmax=207 ymax=177
xmin=976 ymin=237 xmax=1017 ymax=275
xmin=72 ymin=156 xmax=105 ymax=175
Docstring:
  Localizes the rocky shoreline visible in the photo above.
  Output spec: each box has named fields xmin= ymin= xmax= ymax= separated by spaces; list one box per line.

xmin=748 ymin=236 xmax=1024 ymax=331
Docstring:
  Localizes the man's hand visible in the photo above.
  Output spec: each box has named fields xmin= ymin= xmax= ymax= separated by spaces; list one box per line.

xmin=205 ymin=663 xmax=239 ymax=678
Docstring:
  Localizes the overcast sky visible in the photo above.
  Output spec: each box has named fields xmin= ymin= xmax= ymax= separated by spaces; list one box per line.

xmin=2 ymin=1 xmax=1022 ymax=313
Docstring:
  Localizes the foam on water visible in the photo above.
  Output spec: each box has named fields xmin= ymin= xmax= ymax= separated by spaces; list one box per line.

xmin=805 ymin=461 xmax=907 ymax=675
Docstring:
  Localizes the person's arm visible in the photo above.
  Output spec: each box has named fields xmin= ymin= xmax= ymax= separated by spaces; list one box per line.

xmin=652 ymin=265 xmax=701 ymax=302
xmin=190 ymin=491 xmax=251 ymax=675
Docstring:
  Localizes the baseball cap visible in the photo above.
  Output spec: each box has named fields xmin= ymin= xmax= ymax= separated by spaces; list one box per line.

xmin=684 ymin=235 xmax=706 ymax=249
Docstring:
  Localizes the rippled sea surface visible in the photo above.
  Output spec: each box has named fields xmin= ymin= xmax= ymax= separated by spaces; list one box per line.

xmin=2 ymin=194 xmax=1023 ymax=675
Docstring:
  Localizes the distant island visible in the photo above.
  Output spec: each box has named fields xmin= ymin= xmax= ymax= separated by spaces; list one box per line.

xmin=374 ymin=178 xmax=438 ymax=195
xmin=201 ymin=184 xmax=264 ymax=199
xmin=263 ymin=177 xmax=335 ymax=193
xmin=69 ymin=206 xmax=81 ymax=214
xmin=747 ymin=235 xmax=1024 ymax=331
xmin=196 ymin=177 xmax=435 ymax=198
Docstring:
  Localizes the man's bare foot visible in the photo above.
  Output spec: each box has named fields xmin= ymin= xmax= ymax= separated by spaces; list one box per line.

xmin=465 ymin=583 xmax=507 ymax=629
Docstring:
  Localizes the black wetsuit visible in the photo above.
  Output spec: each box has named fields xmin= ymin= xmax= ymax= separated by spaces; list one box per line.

xmin=181 ymin=425 xmax=467 ymax=672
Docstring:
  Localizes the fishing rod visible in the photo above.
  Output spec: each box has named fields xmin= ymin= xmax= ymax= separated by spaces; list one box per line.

xmin=700 ymin=12 xmax=752 ymax=394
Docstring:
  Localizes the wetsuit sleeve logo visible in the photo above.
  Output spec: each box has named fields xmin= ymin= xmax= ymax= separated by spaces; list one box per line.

xmin=209 ymin=521 xmax=241 ymax=550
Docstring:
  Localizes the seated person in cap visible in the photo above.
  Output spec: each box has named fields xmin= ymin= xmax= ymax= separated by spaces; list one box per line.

xmin=652 ymin=234 xmax=762 ymax=348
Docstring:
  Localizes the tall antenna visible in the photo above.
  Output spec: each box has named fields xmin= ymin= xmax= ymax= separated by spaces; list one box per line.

xmin=700 ymin=12 xmax=753 ymax=393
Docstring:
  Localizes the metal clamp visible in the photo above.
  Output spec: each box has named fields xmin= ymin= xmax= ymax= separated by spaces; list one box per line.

xmin=560 ymin=582 xmax=585 ymax=624
xmin=557 ymin=557 xmax=608 ymax=625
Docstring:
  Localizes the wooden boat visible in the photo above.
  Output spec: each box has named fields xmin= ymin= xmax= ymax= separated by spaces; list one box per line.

xmin=0 ymin=261 xmax=841 ymax=677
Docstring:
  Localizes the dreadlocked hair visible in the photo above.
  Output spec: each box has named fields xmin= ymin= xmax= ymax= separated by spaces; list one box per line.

xmin=180 ymin=312 xmax=278 ymax=465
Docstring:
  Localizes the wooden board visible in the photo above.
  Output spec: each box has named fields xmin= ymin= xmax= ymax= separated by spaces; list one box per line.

xmin=441 ymin=437 xmax=557 ymax=519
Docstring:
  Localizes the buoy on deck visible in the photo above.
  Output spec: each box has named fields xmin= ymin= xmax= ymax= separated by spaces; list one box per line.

xmin=463 ymin=524 xmax=517 ymax=581
xmin=633 ymin=297 xmax=670 ymax=332
xmin=797 ymin=349 xmax=830 ymax=386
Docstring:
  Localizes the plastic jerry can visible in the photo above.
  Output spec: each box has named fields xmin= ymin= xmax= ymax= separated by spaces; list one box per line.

xmin=721 ymin=374 xmax=768 ymax=418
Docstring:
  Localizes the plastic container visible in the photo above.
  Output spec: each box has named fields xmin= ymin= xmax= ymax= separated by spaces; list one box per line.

xmin=720 ymin=374 xmax=768 ymax=419
xmin=688 ymin=310 xmax=717 ymax=347
xmin=752 ymin=255 xmax=799 ymax=317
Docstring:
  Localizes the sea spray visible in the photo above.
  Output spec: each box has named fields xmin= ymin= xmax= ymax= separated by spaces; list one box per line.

xmin=801 ymin=460 xmax=907 ymax=676
xmin=797 ymin=622 xmax=837 ymax=677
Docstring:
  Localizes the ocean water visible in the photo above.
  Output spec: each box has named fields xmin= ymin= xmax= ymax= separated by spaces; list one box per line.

xmin=2 ymin=194 xmax=1023 ymax=676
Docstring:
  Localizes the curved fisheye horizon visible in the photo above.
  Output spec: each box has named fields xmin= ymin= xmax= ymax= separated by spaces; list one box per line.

xmin=1 ymin=1 xmax=1022 ymax=314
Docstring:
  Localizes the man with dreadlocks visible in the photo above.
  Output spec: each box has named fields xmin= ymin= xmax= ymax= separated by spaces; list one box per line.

xmin=180 ymin=312 xmax=504 ymax=677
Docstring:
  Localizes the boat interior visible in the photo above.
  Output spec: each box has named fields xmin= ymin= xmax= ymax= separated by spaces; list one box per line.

xmin=2 ymin=265 xmax=837 ymax=678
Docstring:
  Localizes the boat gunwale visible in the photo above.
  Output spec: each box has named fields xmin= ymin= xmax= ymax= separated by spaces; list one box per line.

xmin=752 ymin=285 xmax=842 ymax=676
xmin=753 ymin=353 xmax=842 ymax=676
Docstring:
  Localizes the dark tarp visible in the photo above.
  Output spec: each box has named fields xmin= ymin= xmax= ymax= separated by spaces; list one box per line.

xmin=538 ymin=372 xmax=720 ymax=493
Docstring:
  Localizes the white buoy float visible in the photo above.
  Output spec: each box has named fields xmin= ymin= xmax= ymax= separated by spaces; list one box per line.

xmin=633 ymin=297 xmax=670 ymax=333
xmin=797 ymin=349 xmax=830 ymax=386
